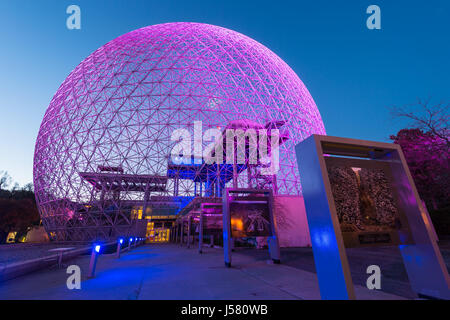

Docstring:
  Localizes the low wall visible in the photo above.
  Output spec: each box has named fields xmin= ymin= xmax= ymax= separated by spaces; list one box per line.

xmin=0 ymin=241 xmax=116 ymax=282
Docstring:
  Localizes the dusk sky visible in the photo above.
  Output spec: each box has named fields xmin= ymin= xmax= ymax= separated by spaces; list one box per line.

xmin=0 ymin=0 xmax=449 ymax=186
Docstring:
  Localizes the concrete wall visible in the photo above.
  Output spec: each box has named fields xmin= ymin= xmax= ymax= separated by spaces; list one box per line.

xmin=273 ymin=195 xmax=311 ymax=247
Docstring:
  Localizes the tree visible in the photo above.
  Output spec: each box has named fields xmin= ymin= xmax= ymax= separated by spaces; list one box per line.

xmin=390 ymin=99 xmax=449 ymax=211
xmin=10 ymin=184 xmax=35 ymax=201
xmin=390 ymin=129 xmax=449 ymax=210
xmin=0 ymin=198 xmax=40 ymax=243
xmin=390 ymin=98 xmax=449 ymax=149
xmin=0 ymin=171 xmax=12 ymax=190
xmin=0 ymin=176 xmax=39 ymax=243
xmin=23 ymin=183 xmax=34 ymax=192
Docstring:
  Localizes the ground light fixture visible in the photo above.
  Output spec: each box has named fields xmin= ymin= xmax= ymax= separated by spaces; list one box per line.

xmin=88 ymin=244 xmax=101 ymax=278
xmin=116 ymin=238 xmax=124 ymax=258
xmin=128 ymin=237 xmax=133 ymax=250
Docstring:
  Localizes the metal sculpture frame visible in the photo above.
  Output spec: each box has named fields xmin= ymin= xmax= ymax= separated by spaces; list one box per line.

xmin=296 ymin=134 xmax=450 ymax=300
xmin=222 ymin=188 xmax=280 ymax=267
xmin=198 ymin=202 xmax=222 ymax=254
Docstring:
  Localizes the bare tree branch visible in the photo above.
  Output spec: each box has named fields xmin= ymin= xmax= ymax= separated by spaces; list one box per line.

xmin=390 ymin=99 xmax=449 ymax=147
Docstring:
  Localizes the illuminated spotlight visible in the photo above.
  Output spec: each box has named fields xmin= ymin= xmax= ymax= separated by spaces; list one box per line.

xmin=88 ymin=244 xmax=101 ymax=278
xmin=116 ymin=238 xmax=124 ymax=258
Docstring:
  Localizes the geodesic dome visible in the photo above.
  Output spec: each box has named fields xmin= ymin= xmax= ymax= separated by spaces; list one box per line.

xmin=33 ymin=22 xmax=325 ymax=241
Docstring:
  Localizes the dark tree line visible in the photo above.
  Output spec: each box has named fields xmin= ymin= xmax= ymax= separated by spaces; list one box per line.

xmin=0 ymin=171 xmax=40 ymax=243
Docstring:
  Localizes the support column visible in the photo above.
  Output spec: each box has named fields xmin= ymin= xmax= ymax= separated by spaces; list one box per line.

xmin=187 ymin=217 xmax=192 ymax=248
xmin=180 ymin=220 xmax=184 ymax=245
xmin=142 ymin=185 xmax=150 ymax=218
xmin=175 ymin=223 xmax=179 ymax=243
xmin=199 ymin=213 xmax=203 ymax=254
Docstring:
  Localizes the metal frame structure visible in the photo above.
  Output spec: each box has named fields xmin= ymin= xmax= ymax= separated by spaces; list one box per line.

xmin=222 ymin=188 xmax=280 ymax=267
xmin=296 ymin=134 xmax=450 ymax=300
xmin=198 ymin=202 xmax=222 ymax=253
xmin=33 ymin=22 xmax=325 ymax=242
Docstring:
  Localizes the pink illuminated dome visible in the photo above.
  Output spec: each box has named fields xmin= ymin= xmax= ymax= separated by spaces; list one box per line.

xmin=33 ymin=22 xmax=325 ymax=241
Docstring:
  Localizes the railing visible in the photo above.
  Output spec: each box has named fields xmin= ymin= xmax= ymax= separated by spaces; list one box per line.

xmin=0 ymin=241 xmax=116 ymax=282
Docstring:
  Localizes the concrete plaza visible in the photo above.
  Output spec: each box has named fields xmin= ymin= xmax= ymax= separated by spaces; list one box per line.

xmin=0 ymin=243 xmax=410 ymax=300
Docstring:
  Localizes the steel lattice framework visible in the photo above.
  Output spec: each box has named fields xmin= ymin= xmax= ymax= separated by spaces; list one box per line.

xmin=33 ymin=22 xmax=325 ymax=242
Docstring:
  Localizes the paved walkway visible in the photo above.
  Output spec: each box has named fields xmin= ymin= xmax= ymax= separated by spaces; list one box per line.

xmin=0 ymin=244 xmax=405 ymax=300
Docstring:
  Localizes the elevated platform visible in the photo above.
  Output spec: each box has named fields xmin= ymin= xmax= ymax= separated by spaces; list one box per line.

xmin=79 ymin=172 xmax=167 ymax=192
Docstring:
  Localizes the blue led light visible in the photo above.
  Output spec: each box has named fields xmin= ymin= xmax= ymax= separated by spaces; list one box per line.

xmin=129 ymin=237 xmax=133 ymax=242
xmin=95 ymin=245 xmax=101 ymax=253
xmin=119 ymin=238 xmax=124 ymax=244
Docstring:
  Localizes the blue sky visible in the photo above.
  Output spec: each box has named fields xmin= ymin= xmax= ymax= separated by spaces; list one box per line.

xmin=0 ymin=0 xmax=449 ymax=186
